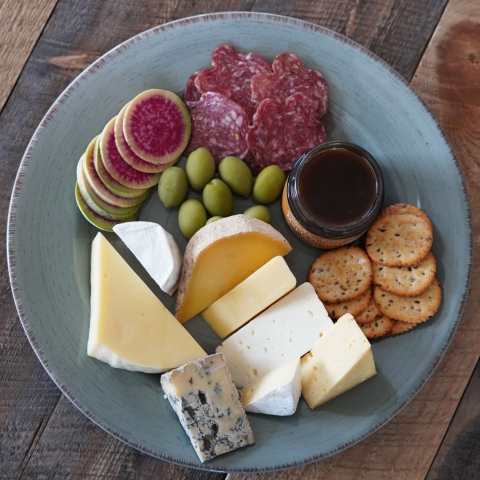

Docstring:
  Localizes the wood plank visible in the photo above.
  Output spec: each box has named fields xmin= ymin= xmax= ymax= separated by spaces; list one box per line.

xmin=0 ymin=0 xmax=58 ymax=113
xmin=410 ymin=0 xmax=480 ymax=475
xmin=0 ymin=0 xmax=450 ymax=478
xmin=427 ymin=359 xmax=480 ymax=478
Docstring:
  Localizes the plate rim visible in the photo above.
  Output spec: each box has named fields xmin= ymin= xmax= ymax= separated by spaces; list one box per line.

xmin=6 ymin=11 xmax=473 ymax=473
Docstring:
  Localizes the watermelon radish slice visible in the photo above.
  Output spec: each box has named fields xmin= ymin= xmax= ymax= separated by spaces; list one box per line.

xmin=84 ymin=138 xmax=149 ymax=206
xmin=77 ymin=157 xmax=141 ymax=219
xmin=100 ymin=117 xmax=161 ymax=189
xmin=115 ymin=103 xmax=176 ymax=173
xmin=93 ymin=137 xmax=151 ymax=199
xmin=75 ymin=183 xmax=138 ymax=232
xmin=123 ymin=89 xmax=191 ymax=164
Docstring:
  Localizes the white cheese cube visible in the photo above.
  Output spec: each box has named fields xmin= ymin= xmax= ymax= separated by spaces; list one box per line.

xmin=216 ymin=282 xmax=333 ymax=388
xmin=201 ymin=256 xmax=296 ymax=338
xmin=241 ymin=358 xmax=301 ymax=416
xmin=113 ymin=221 xmax=183 ymax=295
xmin=301 ymin=313 xmax=377 ymax=409
xmin=160 ymin=353 xmax=255 ymax=462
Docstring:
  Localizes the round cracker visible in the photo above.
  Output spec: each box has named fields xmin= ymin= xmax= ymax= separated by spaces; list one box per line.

xmin=373 ymin=279 xmax=442 ymax=323
xmin=325 ymin=287 xmax=372 ymax=319
xmin=355 ymin=295 xmax=382 ymax=324
xmin=373 ymin=251 xmax=436 ymax=296
xmin=359 ymin=315 xmax=394 ymax=339
xmin=379 ymin=203 xmax=432 ymax=229
xmin=366 ymin=213 xmax=433 ymax=267
xmin=308 ymin=246 xmax=373 ymax=303
xmin=386 ymin=320 xmax=418 ymax=337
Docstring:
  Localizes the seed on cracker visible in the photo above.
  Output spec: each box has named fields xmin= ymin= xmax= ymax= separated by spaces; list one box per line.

xmin=379 ymin=203 xmax=432 ymax=230
xmin=308 ymin=246 xmax=373 ymax=304
xmin=325 ymin=287 xmax=372 ymax=319
xmin=355 ymin=295 xmax=382 ymax=324
xmin=366 ymin=213 xmax=433 ymax=267
xmin=373 ymin=279 xmax=442 ymax=323
xmin=360 ymin=315 xmax=394 ymax=339
xmin=386 ymin=320 xmax=418 ymax=337
xmin=373 ymin=251 xmax=436 ymax=296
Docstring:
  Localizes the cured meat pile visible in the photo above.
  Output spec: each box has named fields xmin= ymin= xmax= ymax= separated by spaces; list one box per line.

xmin=184 ymin=45 xmax=328 ymax=174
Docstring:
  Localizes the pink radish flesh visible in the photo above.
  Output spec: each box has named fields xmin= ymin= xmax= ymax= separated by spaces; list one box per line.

xmin=101 ymin=117 xmax=160 ymax=189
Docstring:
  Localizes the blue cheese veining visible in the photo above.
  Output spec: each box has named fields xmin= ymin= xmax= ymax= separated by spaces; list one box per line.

xmin=160 ymin=353 xmax=255 ymax=462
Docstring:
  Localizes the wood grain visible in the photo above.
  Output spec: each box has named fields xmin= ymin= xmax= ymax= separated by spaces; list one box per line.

xmin=0 ymin=0 xmax=463 ymax=478
xmin=410 ymin=0 xmax=480 ymax=475
xmin=0 ymin=0 xmax=58 ymax=113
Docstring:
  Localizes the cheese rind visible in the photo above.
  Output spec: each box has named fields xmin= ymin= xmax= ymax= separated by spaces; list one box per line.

xmin=216 ymin=282 xmax=334 ymax=388
xmin=113 ymin=221 xmax=183 ymax=296
xmin=88 ymin=232 xmax=206 ymax=373
xmin=201 ymin=256 xmax=296 ymax=338
xmin=175 ymin=215 xmax=292 ymax=324
xmin=161 ymin=353 xmax=255 ymax=462
xmin=241 ymin=358 xmax=301 ymax=416
xmin=300 ymin=313 xmax=377 ymax=409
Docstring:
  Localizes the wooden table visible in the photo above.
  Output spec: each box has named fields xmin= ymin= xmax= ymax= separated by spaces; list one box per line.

xmin=1 ymin=0 xmax=479 ymax=478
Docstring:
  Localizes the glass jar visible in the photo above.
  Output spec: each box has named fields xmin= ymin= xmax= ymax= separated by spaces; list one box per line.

xmin=282 ymin=141 xmax=384 ymax=249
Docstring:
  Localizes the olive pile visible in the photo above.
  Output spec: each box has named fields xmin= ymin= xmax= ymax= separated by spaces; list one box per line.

xmin=157 ymin=147 xmax=286 ymax=239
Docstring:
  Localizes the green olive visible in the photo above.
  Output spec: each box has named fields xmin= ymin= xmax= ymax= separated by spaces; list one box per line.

xmin=186 ymin=147 xmax=216 ymax=191
xmin=203 ymin=179 xmax=234 ymax=217
xmin=157 ymin=166 xmax=188 ymax=208
xmin=218 ymin=156 xmax=253 ymax=197
xmin=178 ymin=199 xmax=207 ymax=239
xmin=206 ymin=216 xmax=224 ymax=225
xmin=252 ymin=165 xmax=286 ymax=204
xmin=243 ymin=205 xmax=271 ymax=224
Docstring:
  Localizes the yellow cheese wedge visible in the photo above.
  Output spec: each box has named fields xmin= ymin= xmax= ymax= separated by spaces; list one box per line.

xmin=201 ymin=256 xmax=296 ymax=338
xmin=175 ymin=215 xmax=292 ymax=324
xmin=88 ymin=232 xmax=206 ymax=373
xmin=300 ymin=313 xmax=377 ymax=409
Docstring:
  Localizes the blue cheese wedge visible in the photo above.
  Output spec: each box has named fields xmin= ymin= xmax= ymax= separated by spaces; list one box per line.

xmin=113 ymin=221 xmax=183 ymax=295
xmin=160 ymin=353 xmax=255 ymax=462
xmin=300 ymin=313 xmax=377 ymax=409
xmin=241 ymin=358 xmax=301 ymax=416
xmin=216 ymin=282 xmax=333 ymax=388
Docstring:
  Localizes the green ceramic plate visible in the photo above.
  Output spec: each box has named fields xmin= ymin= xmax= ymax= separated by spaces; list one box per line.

xmin=7 ymin=13 xmax=472 ymax=473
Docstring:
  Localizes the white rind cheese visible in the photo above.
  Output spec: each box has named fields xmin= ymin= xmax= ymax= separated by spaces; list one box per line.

xmin=113 ymin=221 xmax=183 ymax=296
xmin=216 ymin=282 xmax=334 ymax=388
xmin=88 ymin=232 xmax=205 ymax=373
xmin=241 ymin=358 xmax=301 ymax=416
xmin=161 ymin=353 xmax=255 ymax=462
xmin=201 ymin=256 xmax=296 ymax=338
xmin=300 ymin=313 xmax=377 ymax=409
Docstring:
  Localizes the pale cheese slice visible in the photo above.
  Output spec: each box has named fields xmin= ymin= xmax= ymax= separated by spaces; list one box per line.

xmin=88 ymin=232 xmax=206 ymax=373
xmin=300 ymin=313 xmax=377 ymax=409
xmin=175 ymin=215 xmax=292 ymax=324
xmin=241 ymin=358 xmax=301 ymax=416
xmin=216 ymin=282 xmax=333 ymax=388
xmin=113 ymin=221 xmax=183 ymax=296
xmin=201 ymin=256 xmax=296 ymax=338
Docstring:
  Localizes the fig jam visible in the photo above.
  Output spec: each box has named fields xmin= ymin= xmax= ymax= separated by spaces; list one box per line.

xmin=299 ymin=148 xmax=377 ymax=226
xmin=282 ymin=142 xmax=384 ymax=249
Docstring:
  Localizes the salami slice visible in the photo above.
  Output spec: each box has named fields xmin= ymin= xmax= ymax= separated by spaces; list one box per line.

xmin=246 ymin=93 xmax=327 ymax=172
xmin=186 ymin=92 xmax=250 ymax=164
xmin=251 ymin=52 xmax=328 ymax=119
xmin=184 ymin=72 xmax=202 ymax=102
xmin=195 ymin=44 xmax=271 ymax=121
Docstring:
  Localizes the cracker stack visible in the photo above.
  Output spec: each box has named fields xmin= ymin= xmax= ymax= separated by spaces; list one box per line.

xmin=308 ymin=204 xmax=442 ymax=338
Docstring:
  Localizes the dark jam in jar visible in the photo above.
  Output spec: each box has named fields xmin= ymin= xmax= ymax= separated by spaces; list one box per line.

xmin=282 ymin=142 xmax=384 ymax=249
xmin=299 ymin=148 xmax=377 ymax=226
